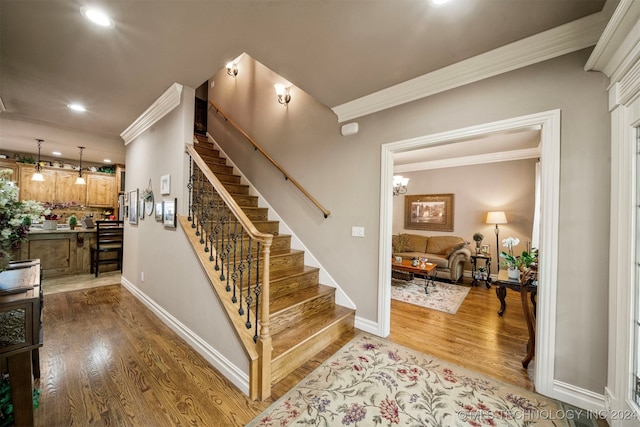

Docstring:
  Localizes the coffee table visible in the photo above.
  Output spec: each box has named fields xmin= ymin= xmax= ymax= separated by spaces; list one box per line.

xmin=391 ymin=259 xmax=437 ymax=293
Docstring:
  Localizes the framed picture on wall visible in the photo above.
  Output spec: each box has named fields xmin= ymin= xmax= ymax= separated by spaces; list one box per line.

xmin=404 ymin=193 xmax=454 ymax=232
xmin=163 ymin=198 xmax=176 ymax=228
xmin=155 ymin=202 xmax=163 ymax=221
xmin=128 ymin=189 xmax=138 ymax=224
xmin=160 ymin=174 xmax=171 ymax=195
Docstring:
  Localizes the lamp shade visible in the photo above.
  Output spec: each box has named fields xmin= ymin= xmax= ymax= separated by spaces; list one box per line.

xmin=486 ymin=211 xmax=507 ymax=225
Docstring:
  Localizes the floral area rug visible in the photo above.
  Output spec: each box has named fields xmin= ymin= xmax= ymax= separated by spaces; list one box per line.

xmin=391 ymin=279 xmax=470 ymax=314
xmin=248 ymin=334 xmax=583 ymax=427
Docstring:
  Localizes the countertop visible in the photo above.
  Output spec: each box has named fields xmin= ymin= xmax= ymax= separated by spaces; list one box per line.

xmin=27 ymin=225 xmax=96 ymax=234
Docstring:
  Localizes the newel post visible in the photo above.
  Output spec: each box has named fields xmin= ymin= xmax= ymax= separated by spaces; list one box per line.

xmin=257 ymin=241 xmax=272 ymax=400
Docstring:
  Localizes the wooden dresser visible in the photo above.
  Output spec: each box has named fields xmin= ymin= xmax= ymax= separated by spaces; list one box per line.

xmin=0 ymin=259 xmax=43 ymax=426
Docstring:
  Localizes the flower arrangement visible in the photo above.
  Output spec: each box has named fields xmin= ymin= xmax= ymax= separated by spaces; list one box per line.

xmin=472 ymin=232 xmax=484 ymax=242
xmin=141 ymin=189 xmax=153 ymax=202
xmin=500 ymin=237 xmax=521 ymax=270
xmin=0 ymin=170 xmax=45 ymax=272
xmin=500 ymin=236 xmax=538 ymax=270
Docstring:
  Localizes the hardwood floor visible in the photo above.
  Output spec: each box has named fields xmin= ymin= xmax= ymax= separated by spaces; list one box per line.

xmin=30 ymin=276 xmax=550 ymax=426
xmin=390 ymin=277 xmax=536 ymax=391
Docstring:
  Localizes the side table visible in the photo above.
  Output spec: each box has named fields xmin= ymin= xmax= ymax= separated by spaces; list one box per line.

xmin=470 ymin=254 xmax=492 ymax=288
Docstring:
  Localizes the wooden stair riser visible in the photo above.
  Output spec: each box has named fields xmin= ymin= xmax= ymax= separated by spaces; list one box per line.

xmin=210 ymin=251 xmax=305 ymax=285
xmin=270 ymin=268 xmax=320 ymax=300
xmin=269 ymin=291 xmax=336 ymax=336
xmin=270 ymin=310 xmax=355 ymax=384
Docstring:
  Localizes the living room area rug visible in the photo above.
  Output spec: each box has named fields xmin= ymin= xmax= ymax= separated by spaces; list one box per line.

xmin=391 ymin=279 xmax=470 ymax=314
xmin=248 ymin=333 xmax=593 ymax=426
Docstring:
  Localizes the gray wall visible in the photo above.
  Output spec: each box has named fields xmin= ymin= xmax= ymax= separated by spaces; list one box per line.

xmin=208 ymin=48 xmax=610 ymax=393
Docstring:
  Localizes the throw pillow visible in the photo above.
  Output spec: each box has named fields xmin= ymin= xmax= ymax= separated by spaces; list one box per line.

xmin=394 ymin=234 xmax=412 ymax=252
xmin=445 ymin=241 xmax=468 ymax=258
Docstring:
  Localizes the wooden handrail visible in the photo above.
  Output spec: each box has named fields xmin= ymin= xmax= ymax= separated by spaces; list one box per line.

xmin=208 ymin=100 xmax=331 ymax=218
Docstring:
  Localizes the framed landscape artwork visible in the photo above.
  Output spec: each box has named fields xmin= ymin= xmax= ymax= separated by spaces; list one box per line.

xmin=155 ymin=202 xmax=163 ymax=221
xmin=128 ymin=189 xmax=138 ymax=224
xmin=163 ymin=198 xmax=176 ymax=228
xmin=404 ymin=193 xmax=454 ymax=232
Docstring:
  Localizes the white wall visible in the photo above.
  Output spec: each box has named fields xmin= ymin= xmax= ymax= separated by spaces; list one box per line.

xmin=208 ymin=49 xmax=610 ymax=394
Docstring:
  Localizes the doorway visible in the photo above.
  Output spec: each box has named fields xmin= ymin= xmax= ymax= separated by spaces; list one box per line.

xmin=378 ymin=109 xmax=560 ymax=398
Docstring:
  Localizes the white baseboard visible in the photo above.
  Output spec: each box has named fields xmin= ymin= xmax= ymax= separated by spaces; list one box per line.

xmin=355 ymin=315 xmax=380 ymax=336
xmin=551 ymin=379 xmax=606 ymax=415
xmin=120 ymin=277 xmax=250 ymax=395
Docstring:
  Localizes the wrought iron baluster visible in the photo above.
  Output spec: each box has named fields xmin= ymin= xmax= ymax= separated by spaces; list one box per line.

xmin=219 ymin=205 xmax=228 ymax=281
xmin=245 ymin=238 xmax=253 ymax=329
xmin=231 ymin=218 xmax=238 ymax=304
xmin=208 ymin=186 xmax=216 ymax=261
xmin=213 ymin=190 xmax=221 ymax=271
xmin=238 ymin=228 xmax=245 ymax=316
xmin=187 ymin=156 xmax=194 ymax=224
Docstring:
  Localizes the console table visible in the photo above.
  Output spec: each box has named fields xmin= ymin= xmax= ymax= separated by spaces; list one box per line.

xmin=495 ymin=268 xmax=537 ymax=368
xmin=0 ymin=259 xmax=43 ymax=426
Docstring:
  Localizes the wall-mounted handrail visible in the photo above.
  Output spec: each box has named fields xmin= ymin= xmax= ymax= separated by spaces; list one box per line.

xmin=209 ymin=100 xmax=331 ymax=219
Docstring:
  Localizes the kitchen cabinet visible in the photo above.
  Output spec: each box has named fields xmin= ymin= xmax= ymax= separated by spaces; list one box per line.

xmin=17 ymin=164 xmax=117 ymax=209
xmin=18 ymin=166 xmax=57 ymax=202
xmin=86 ymin=174 xmax=116 ymax=207
xmin=0 ymin=159 xmax=19 ymax=183
xmin=55 ymin=170 xmax=88 ymax=206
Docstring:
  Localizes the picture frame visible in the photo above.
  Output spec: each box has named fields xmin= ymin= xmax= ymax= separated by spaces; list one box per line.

xmin=481 ymin=244 xmax=490 ymax=255
xmin=139 ymin=198 xmax=145 ymax=219
xmin=160 ymin=174 xmax=171 ymax=195
xmin=163 ymin=198 xmax=176 ymax=228
xmin=155 ymin=202 xmax=163 ymax=221
xmin=128 ymin=189 xmax=139 ymax=224
xmin=404 ymin=193 xmax=454 ymax=232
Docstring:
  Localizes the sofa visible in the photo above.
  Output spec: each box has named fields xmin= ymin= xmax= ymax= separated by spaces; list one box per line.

xmin=392 ymin=233 xmax=471 ymax=283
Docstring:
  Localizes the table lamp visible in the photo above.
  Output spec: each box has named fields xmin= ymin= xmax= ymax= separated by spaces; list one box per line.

xmin=486 ymin=211 xmax=508 ymax=271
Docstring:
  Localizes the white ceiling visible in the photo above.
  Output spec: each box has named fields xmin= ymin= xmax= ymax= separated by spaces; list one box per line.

xmin=0 ymin=0 xmax=608 ymax=164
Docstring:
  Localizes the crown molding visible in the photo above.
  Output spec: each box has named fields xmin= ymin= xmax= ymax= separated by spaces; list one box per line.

xmin=394 ymin=147 xmax=540 ymax=173
xmin=120 ymin=83 xmax=183 ymax=145
xmin=332 ymin=11 xmax=609 ymax=123
xmin=585 ymin=0 xmax=640 ymax=100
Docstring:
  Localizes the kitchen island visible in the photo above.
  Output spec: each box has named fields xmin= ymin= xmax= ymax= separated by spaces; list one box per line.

xmin=15 ymin=225 xmax=119 ymax=278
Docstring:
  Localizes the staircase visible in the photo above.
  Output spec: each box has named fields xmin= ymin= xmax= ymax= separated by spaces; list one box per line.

xmin=188 ymin=134 xmax=355 ymax=396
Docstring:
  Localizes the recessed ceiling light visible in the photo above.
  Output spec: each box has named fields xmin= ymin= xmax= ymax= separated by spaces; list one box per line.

xmin=52 ymin=151 xmax=62 ymax=156
xmin=429 ymin=0 xmax=453 ymax=5
xmin=103 ymin=159 xmax=112 ymax=163
xmin=68 ymin=103 xmax=87 ymax=112
xmin=81 ymin=7 xmax=114 ymax=28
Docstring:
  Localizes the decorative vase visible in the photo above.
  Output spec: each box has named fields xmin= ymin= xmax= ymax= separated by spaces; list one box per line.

xmin=507 ymin=267 xmax=519 ymax=280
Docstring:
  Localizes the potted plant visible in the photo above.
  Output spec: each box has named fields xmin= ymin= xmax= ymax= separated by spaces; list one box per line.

xmin=500 ymin=237 xmax=523 ymax=279
xmin=68 ymin=215 xmax=78 ymax=230
xmin=476 ymin=266 xmax=488 ymax=280
xmin=472 ymin=232 xmax=484 ymax=254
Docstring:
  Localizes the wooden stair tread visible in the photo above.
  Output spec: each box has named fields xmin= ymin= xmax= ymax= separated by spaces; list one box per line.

xmin=270 ymin=265 xmax=318 ymax=282
xmin=271 ymin=305 xmax=355 ymax=359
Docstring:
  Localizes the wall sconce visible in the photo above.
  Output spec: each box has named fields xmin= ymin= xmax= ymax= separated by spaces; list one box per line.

xmin=274 ymin=84 xmax=291 ymax=107
xmin=31 ymin=139 xmax=45 ymax=182
xmin=75 ymin=146 xmax=86 ymax=185
xmin=392 ymin=175 xmax=409 ymax=196
xmin=226 ymin=62 xmax=238 ymax=77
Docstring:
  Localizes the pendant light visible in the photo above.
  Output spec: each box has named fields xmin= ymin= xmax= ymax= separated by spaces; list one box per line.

xmin=31 ymin=139 xmax=45 ymax=181
xmin=75 ymin=146 xmax=86 ymax=185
